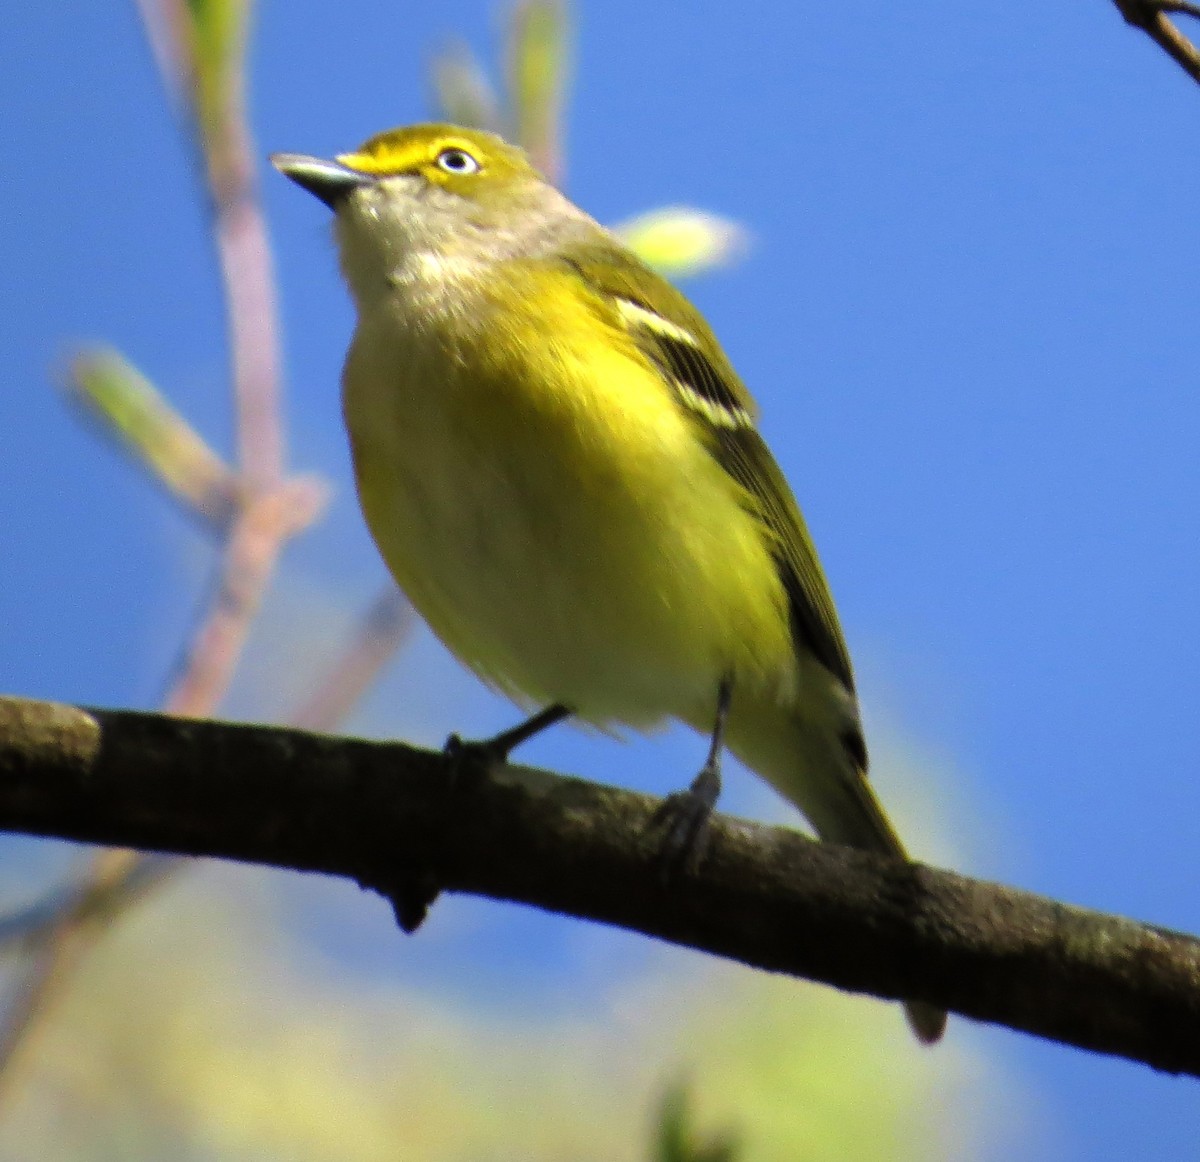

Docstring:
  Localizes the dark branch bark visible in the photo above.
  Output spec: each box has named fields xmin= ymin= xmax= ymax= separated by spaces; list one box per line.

xmin=0 ymin=694 xmax=1198 ymax=1076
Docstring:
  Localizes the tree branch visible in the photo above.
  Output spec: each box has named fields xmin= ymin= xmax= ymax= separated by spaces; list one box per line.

xmin=0 ymin=694 xmax=1197 ymax=1077
xmin=1114 ymin=0 xmax=1200 ymax=85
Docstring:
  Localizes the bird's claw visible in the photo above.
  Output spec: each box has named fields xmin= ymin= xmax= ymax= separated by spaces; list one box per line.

xmin=653 ymin=764 xmax=721 ymax=879
xmin=442 ymin=732 xmax=507 ymax=790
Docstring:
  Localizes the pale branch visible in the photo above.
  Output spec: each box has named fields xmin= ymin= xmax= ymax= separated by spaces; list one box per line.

xmin=0 ymin=847 xmax=176 ymax=1107
xmin=289 ymin=584 xmax=416 ymax=733
xmin=161 ymin=481 xmax=323 ymax=716
xmin=0 ymin=695 xmax=1198 ymax=1077
xmin=0 ymin=856 xmax=175 ymax=950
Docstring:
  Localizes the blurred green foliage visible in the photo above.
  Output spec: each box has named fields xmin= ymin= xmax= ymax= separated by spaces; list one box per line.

xmin=67 ymin=349 xmax=237 ymax=526
xmin=655 ymin=1084 xmax=740 ymax=1162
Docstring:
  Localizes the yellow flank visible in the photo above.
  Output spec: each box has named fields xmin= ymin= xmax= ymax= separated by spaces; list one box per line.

xmin=343 ymin=259 xmax=796 ymax=728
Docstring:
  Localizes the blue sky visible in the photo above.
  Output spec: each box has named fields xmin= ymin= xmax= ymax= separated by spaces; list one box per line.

xmin=3 ymin=1 xmax=1200 ymax=1157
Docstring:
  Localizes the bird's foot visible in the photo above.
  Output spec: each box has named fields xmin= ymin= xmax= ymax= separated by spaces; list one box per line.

xmin=443 ymin=704 xmax=571 ymax=789
xmin=653 ymin=763 xmax=721 ymax=879
xmin=443 ymin=731 xmax=510 ymax=790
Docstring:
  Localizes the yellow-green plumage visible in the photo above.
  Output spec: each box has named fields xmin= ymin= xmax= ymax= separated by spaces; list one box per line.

xmin=345 ymin=257 xmax=793 ymax=725
xmin=273 ymin=124 xmax=945 ymax=1043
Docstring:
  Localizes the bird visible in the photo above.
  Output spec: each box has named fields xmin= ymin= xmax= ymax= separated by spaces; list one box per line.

xmin=272 ymin=123 xmax=945 ymax=1043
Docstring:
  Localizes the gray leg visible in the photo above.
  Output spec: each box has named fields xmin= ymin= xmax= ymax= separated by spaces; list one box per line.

xmin=655 ymin=678 xmax=733 ymax=873
xmin=444 ymin=703 xmax=572 ymax=775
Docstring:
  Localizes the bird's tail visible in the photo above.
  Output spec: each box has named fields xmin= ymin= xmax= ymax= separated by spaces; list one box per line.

xmin=725 ymin=698 xmax=947 ymax=1044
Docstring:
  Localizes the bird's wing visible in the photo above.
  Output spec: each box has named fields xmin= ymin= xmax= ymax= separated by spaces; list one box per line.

xmin=560 ymin=242 xmax=858 ymax=700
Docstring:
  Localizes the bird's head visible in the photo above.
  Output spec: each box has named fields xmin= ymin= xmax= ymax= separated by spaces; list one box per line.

xmin=272 ymin=123 xmax=586 ymax=306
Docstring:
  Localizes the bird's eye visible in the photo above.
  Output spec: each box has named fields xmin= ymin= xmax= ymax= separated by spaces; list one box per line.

xmin=435 ymin=148 xmax=480 ymax=175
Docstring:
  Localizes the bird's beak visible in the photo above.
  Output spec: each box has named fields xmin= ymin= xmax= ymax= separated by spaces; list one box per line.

xmin=270 ymin=153 xmax=374 ymax=209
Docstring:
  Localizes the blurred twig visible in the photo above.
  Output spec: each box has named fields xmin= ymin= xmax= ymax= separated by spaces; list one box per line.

xmin=290 ymin=585 xmax=415 ymax=732
xmin=153 ymin=0 xmax=302 ymax=716
xmin=66 ymin=350 xmax=239 ymax=526
xmin=0 ymin=850 xmax=172 ymax=1108
xmin=654 ymin=1084 xmax=740 ymax=1162
xmin=430 ymin=0 xmax=570 ymax=182
xmin=162 ymin=481 xmax=323 ymax=716
xmin=0 ymin=858 xmax=174 ymax=951
xmin=1114 ymin=0 xmax=1200 ymax=84
xmin=506 ymin=0 xmax=570 ymax=180
xmin=431 ymin=41 xmax=504 ymax=134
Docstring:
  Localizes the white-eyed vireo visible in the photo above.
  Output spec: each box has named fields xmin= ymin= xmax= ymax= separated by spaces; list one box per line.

xmin=273 ymin=124 xmax=944 ymax=1043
